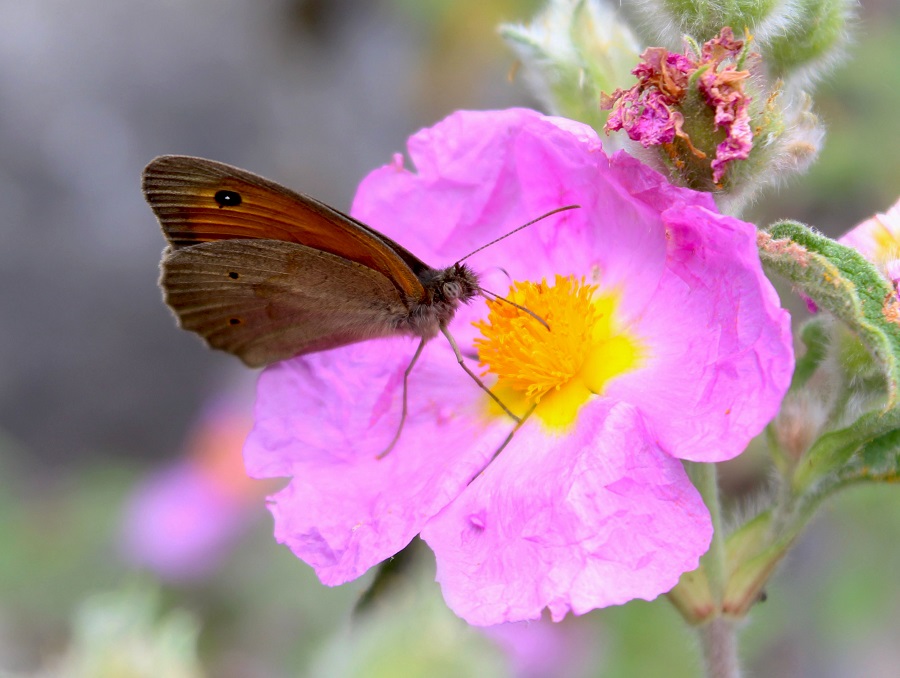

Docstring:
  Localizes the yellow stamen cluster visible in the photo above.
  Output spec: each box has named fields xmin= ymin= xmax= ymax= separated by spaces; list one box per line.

xmin=474 ymin=275 xmax=642 ymax=428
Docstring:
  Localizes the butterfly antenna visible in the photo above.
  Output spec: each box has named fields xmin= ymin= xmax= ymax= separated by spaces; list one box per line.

xmin=478 ymin=287 xmax=550 ymax=331
xmin=455 ymin=205 xmax=580 ymax=265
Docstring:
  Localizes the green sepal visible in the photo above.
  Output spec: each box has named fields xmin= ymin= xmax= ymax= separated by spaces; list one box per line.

xmin=722 ymin=510 xmax=794 ymax=617
xmin=759 ymin=221 xmax=900 ymax=405
xmin=793 ymin=407 xmax=900 ymax=503
xmin=667 ymin=564 xmax=716 ymax=625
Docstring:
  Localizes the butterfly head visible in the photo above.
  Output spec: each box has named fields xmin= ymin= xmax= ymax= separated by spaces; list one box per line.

xmin=407 ymin=263 xmax=481 ymax=337
xmin=429 ymin=263 xmax=480 ymax=306
xmin=439 ymin=264 xmax=481 ymax=304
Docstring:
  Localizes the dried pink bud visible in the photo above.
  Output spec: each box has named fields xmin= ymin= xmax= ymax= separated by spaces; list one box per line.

xmin=602 ymin=27 xmax=754 ymax=185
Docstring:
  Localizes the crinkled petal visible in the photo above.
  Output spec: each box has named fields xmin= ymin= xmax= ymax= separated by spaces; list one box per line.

xmin=603 ymin=88 xmax=680 ymax=147
xmin=699 ymin=67 xmax=753 ymax=183
xmin=245 ymin=338 xmax=512 ymax=585
xmin=421 ymin=401 xmax=711 ymax=626
xmin=607 ymin=204 xmax=794 ymax=461
xmin=352 ymin=109 xmax=555 ymax=263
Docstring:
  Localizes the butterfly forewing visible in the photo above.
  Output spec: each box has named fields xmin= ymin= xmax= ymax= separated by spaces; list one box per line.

xmin=143 ymin=155 xmax=427 ymax=301
xmin=161 ymin=239 xmax=410 ymax=366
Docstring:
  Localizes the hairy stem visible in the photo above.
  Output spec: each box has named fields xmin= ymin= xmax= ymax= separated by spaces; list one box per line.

xmin=690 ymin=462 xmax=727 ymax=600
xmin=699 ymin=618 xmax=742 ymax=678
xmin=689 ymin=462 xmax=742 ymax=678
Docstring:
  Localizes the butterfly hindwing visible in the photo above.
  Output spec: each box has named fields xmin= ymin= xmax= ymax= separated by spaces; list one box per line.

xmin=160 ymin=239 xmax=411 ymax=366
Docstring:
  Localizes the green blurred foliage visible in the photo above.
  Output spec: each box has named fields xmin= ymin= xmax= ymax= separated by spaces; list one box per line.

xmin=6 ymin=428 xmax=900 ymax=676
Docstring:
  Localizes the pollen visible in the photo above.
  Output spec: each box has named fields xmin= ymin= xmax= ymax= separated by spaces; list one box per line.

xmin=474 ymin=275 xmax=643 ymax=429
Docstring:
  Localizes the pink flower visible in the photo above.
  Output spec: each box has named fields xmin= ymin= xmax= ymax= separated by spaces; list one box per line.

xmin=244 ymin=109 xmax=793 ymax=625
xmin=799 ymin=197 xmax=900 ymax=314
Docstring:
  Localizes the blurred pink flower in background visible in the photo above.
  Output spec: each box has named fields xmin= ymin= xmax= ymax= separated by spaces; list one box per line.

xmin=120 ymin=396 xmax=269 ymax=581
xmin=838 ymin=197 xmax=900 ymax=287
xmin=244 ymin=108 xmax=794 ymax=625
xmin=484 ymin=616 xmax=592 ymax=678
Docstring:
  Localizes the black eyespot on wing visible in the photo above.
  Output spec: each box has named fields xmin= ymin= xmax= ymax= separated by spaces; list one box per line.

xmin=228 ymin=271 xmax=239 ymax=279
xmin=214 ymin=190 xmax=242 ymax=207
xmin=229 ymin=318 xmax=241 ymax=325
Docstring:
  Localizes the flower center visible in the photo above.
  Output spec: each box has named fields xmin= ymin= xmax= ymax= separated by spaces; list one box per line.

xmin=473 ymin=275 xmax=643 ymax=429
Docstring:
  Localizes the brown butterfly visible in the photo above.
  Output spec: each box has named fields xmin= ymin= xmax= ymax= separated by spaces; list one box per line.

xmin=143 ymin=155 xmax=577 ymax=453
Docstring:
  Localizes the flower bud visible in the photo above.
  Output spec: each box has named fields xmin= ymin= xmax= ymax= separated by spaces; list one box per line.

xmin=500 ymin=0 xmax=640 ymax=134
xmin=766 ymin=0 xmax=855 ymax=85
xmin=770 ymin=388 xmax=830 ymax=471
xmin=633 ymin=0 xmax=786 ymax=46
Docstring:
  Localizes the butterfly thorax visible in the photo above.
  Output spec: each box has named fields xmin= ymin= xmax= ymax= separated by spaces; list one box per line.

xmin=406 ymin=263 xmax=480 ymax=338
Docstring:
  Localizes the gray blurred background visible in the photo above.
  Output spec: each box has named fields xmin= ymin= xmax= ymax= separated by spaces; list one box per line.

xmin=0 ymin=0 xmax=533 ymax=467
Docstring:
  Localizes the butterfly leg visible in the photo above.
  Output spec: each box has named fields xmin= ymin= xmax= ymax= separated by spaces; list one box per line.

xmin=439 ymin=324 xmax=520 ymax=423
xmin=467 ymin=403 xmax=537 ymax=483
xmin=490 ymin=403 xmax=536 ymax=462
xmin=376 ymin=337 xmax=428 ymax=460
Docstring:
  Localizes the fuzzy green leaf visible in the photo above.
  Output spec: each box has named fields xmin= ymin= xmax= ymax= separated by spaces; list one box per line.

xmin=759 ymin=222 xmax=900 ymax=405
xmin=794 ymin=408 xmax=900 ymax=503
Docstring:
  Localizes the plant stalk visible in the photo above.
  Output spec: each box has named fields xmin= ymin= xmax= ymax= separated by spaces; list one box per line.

xmin=689 ymin=462 xmax=741 ymax=678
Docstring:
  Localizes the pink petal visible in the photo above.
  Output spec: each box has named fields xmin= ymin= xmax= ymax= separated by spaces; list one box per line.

xmin=421 ymin=401 xmax=711 ymax=626
xmin=838 ymin=197 xmax=900 ymax=262
xmin=608 ymin=205 xmax=793 ymax=461
xmin=245 ymin=338 xmax=513 ymax=585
